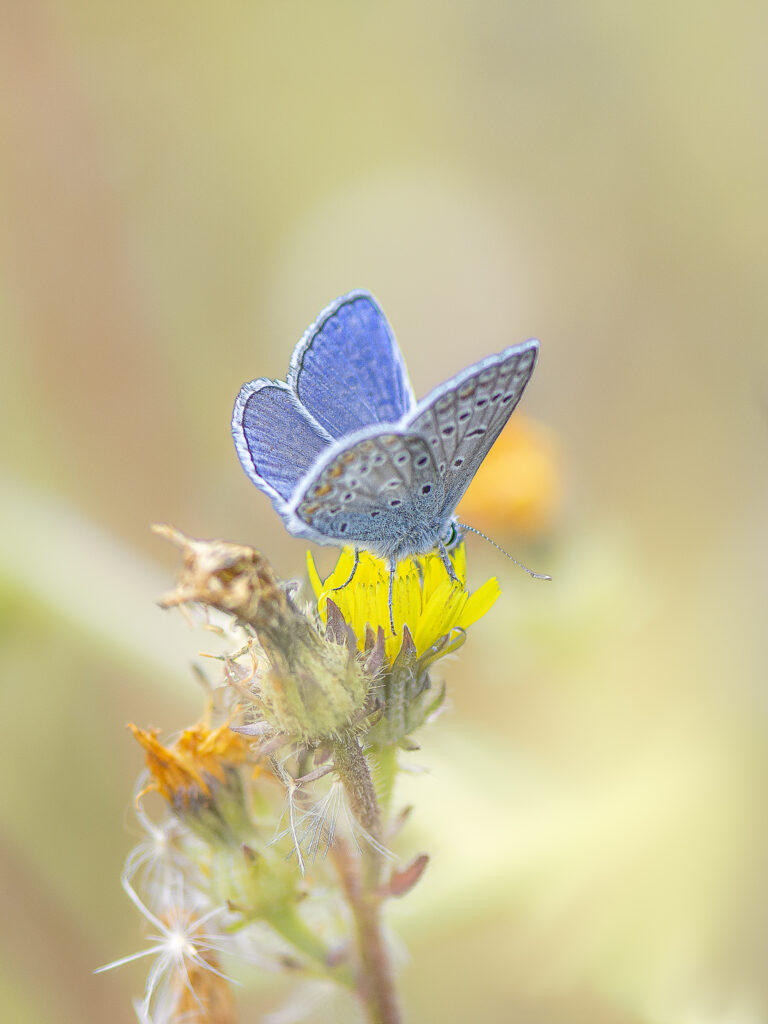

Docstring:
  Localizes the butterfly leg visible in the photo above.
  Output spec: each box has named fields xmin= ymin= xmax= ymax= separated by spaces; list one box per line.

xmin=331 ymin=548 xmax=360 ymax=592
xmin=388 ymin=557 xmax=397 ymax=636
xmin=438 ymin=540 xmax=460 ymax=585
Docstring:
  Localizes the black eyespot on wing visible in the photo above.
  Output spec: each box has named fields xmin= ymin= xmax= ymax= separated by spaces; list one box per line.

xmin=390 ymin=499 xmax=402 ymax=507
xmin=422 ymin=484 xmax=432 ymax=494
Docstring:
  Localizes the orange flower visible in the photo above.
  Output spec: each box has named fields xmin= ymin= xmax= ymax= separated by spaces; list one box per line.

xmin=173 ymin=948 xmax=237 ymax=1024
xmin=129 ymin=721 xmax=250 ymax=807
xmin=97 ymin=888 xmax=240 ymax=1024
xmin=456 ymin=414 xmax=560 ymax=536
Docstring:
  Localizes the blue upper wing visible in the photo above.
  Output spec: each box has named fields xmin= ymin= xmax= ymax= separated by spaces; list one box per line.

xmin=232 ymin=380 xmax=332 ymax=506
xmin=288 ymin=291 xmax=416 ymax=438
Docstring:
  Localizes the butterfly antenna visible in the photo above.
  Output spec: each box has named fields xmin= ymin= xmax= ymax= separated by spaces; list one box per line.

xmin=457 ymin=522 xmax=552 ymax=581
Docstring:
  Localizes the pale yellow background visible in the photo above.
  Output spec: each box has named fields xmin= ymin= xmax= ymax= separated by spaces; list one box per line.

xmin=1 ymin=3 xmax=766 ymax=1022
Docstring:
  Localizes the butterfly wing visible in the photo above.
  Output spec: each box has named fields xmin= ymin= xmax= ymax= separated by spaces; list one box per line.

xmin=405 ymin=340 xmax=538 ymax=512
xmin=232 ymin=379 xmax=333 ymax=508
xmin=233 ymin=291 xmax=539 ymax=557
xmin=287 ymin=428 xmax=442 ymax=558
xmin=288 ymin=291 xmax=416 ymax=439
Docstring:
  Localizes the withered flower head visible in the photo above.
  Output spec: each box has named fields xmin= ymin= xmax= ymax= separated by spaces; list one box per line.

xmin=153 ymin=525 xmax=369 ymax=743
xmin=129 ymin=720 xmax=252 ymax=846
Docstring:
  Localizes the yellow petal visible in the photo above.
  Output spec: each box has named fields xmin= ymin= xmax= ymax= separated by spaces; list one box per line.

xmin=307 ymin=543 xmax=498 ymax=666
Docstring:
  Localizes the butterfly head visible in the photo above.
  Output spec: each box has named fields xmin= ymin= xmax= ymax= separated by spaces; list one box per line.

xmin=441 ymin=519 xmax=462 ymax=551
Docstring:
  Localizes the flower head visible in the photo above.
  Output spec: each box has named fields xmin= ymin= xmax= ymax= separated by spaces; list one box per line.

xmin=129 ymin=720 xmax=253 ymax=846
xmin=307 ymin=542 xmax=500 ymax=665
xmin=97 ymin=880 xmax=238 ymax=1024
xmin=154 ymin=526 xmax=369 ymax=743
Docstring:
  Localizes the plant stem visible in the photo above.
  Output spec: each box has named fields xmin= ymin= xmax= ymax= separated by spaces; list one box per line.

xmin=333 ymin=733 xmax=381 ymax=844
xmin=333 ymin=735 xmax=401 ymax=1024
xmin=267 ymin=907 xmax=355 ymax=989
xmin=373 ymin=744 xmax=398 ymax=825
xmin=333 ymin=837 xmax=401 ymax=1024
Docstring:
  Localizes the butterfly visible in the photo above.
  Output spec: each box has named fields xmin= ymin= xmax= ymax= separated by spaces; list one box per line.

xmin=232 ymin=290 xmax=540 ymax=630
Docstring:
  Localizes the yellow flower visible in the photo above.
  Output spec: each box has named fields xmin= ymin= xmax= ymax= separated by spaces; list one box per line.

xmin=307 ymin=542 xmax=500 ymax=664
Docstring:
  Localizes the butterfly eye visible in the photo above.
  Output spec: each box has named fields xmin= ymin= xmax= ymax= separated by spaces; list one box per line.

xmin=443 ymin=522 xmax=459 ymax=548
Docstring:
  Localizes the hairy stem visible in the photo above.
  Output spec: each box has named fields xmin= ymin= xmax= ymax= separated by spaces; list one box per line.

xmin=333 ymin=837 xmax=401 ymax=1024
xmin=333 ymin=736 xmax=401 ymax=1024
xmin=333 ymin=733 xmax=381 ymax=844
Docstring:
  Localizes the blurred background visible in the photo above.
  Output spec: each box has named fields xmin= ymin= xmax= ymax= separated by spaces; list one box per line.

xmin=1 ymin=2 xmax=767 ymax=1021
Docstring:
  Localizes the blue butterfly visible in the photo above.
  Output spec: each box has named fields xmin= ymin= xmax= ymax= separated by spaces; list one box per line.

xmin=232 ymin=290 xmax=540 ymax=629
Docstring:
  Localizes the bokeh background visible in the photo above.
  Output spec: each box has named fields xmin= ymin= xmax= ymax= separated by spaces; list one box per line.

xmin=1 ymin=2 xmax=767 ymax=1022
